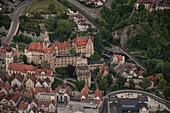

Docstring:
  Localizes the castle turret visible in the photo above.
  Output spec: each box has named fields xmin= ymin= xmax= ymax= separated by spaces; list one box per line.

xmin=5 ymin=46 xmax=13 ymax=71
xmin=43 ymin=31 xmax=50 ymax=49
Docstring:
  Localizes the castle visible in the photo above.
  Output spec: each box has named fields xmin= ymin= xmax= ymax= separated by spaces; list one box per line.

xmin=25 ymin=31 xmax=94 ymax=71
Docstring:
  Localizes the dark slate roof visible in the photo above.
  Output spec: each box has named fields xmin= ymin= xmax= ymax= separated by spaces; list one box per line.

xmin=55 ymin=53 xmax=81 ymax=58
xmin=110 ymin=96 xmax=149 ymax=113
xmin=77 ymin=66 xmax=89 ymax=70
xmin=88 ymin=61 xmax=104 ymax=65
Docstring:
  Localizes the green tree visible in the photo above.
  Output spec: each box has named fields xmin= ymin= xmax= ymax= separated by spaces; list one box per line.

xmin=155 ymin=73 xmax=164 ymax=85
xmin=97 ymin=71 xmax=101 ymax=82
xmin=31 ymin=61 xmax=35 ymax=66
xmin=158 ymin=78 xmax=167 ymax=89
xmin=22 ymin=55 xmax=27 ymax=64
xmin=117 ymin=76 xmax=126 ymax=88
xmin=129 ymin=78 xmax=135 ymax=89
xmin=48 ymin=4 xmax=55 ymax=12
xmin=44 ymin=16 xmax=56 ymax=31
xmin=104 ymin=74 xmax=113 ymax=86
xmin=69 ymin=48 xmax=76 ymax=54
xmin=141 ymin=78 xmax=151 ymax=90
xmin=127 ymin=0 xmax=133 ymax=6
xmin=76 ymin=80 xmax=85 ymax=91
xmin=163 ymin=86 xmax=170 ymax=100
xmin=66 ymin=64 xmax=75 ymax=77
xmin=88 ymin=51 xmax=101 ymax=61
xmin=98 ymin=78 xmax=108 ymax=92
xmin=138 ymin=3 xmax=145 ymax=11
xmin=55 ymin=67 xmax=67 ymax=76
xmin=41 ymin=60 xmax=50 ymax=68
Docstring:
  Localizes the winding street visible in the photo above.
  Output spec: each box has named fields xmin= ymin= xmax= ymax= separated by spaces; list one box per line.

xmin=2 ymin=0 xmax=35 ymax=45
xmin=55 ymin=77 xmax=78 ymax=91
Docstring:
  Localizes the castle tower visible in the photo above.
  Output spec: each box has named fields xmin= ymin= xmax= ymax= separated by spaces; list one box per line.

xmin=5 ymin=46 xmax=14 ymax=71
xmin=16 ymin=42 xmax=19 ymax=62
xmin=43 ymin=31 xmax=50 ymax=49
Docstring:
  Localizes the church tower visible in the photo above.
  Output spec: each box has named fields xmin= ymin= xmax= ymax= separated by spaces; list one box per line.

xmin=43 ymin=31 xmax=50 ymax=49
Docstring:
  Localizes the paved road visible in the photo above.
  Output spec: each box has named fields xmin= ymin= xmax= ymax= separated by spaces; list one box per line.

xmin=106 ymin=78 xmax=117 ymax=93
xmin=101 ymin=90 xmax=170 ymax=113
xmin=105 ymin=0 xmax=113 ymax=9
xmin=2 ymin=0 xmax=35 ymax=45
xmin=67 ymin=0 xmax=101 ymax=19
xmin=120 ymin=48 xmax=147 ymax=71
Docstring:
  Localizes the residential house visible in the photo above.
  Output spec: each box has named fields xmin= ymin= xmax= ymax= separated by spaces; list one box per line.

xmin=100 ymin=64 xmax=109 ymax=78
xmin=37 ymin=92 xmax=56 ymax=102
xmin=112 ymin=54 xmax=125 ymax=65
xmin=146 ymin=76 xmax=155 ymax=89
xmin=11 ymin=73 xmax=24 ymax=87
xmin=0 ymin=45 xmax=14 ymax=71
xmin=18 ymin=102 xmax=29 ymax=113
xmin=8 ymin=63 xmax=36 ymax=80
xmin=8 ymin=91 xmax=21 ymax=106
xmin=35 ymin=69 xmax=54 ymax=82
xmin=25 ymin=74 xmax=36 ymax=91
xmin=0 ymin=83 xmax=11 ymax=94
xmin=138 ymin=70 xmax=144 ymax=78
xmin=56 ymin=85 xmax=72 ymax=103
xmin=76 ymin=65 xmax=91 ymax=87
xmin=34 ymin=87 xmax=52 ymax=99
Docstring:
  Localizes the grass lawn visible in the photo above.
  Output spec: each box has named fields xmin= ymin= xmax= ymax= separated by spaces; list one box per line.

xmin=10 ymin=44 xmax=26 ymax=51
xmin=22 ymin=0 xmax=67 ymax=15
xmin=51 ymin=78 xmax=63 ymax=90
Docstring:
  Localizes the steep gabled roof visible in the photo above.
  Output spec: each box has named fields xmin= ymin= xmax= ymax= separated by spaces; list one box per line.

xmin=15 ymin=73 xmax=24 ymax=83
xmin=8 ymin=63 xmax=36 ymax=73
xmin=18 ymin=102 xmax=29 ymax=109
xmin=79 ymin=85 xmax=90 ymax=99
xmin=29 ymin=74 xmax=37 ymax=83
xmin=11 ymin=92 xmax=21 ymax=103
xmin=94 ymin=88 xmax=103 ymax=101
xmin=35 ymin=69 xmax=52 ymax=76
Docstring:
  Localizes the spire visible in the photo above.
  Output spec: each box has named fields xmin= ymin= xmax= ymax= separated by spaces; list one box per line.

xmin=44 ymin=31 xmax=50 ymax=43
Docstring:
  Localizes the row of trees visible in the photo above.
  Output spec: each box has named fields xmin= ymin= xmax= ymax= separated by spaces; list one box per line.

xmin=13 ymin=34 xmax=32 ymax=44
xmin=0 ymin=13 xmax=11 ymax=30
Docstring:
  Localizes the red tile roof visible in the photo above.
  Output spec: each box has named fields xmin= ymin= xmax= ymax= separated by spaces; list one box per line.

xmin=34 ymin=87 xmax=51 ymax=95
xmin=4 ymin=93 xmax=13 ymax=101
xmin=100 ymin=64 xmax=108 ymax=76
xmin=4 ymin=83 xmax=11 ymax=92
xmin=27 ymin=88 xmax=34 ymax=97
xmin=135 ymin=84 xmax=142 ymax=89
xmin=0 ymin=92 xmax=5 ymax=101
xmin=94 ymin=88 xmax=103 ymax=101
xmin=139 ymin=71 xmax=144 ymax=76
xmin=35 ymin=69 xmax=52 ymax=76
xmin=18 ymin=102 xmax=29 ymax=109
xmin=15 ymin=73 xmax=24 ymax=83
xmin=0 ymin=45 xmax=14 ymax=55
xmin=56 ymin=85 xmax=72 ymax=96
xmin=29 ymin=74 xmax=37 ymax=83
xmin=26 ymin=37 xmax=93 ymax=53
xmin=125 ymin=64 xmax=135 ymax=69
xmin=0 ymin=74 xmax=8 ymax=83
xmin=11 ymin=92 xmax=21 ymax=103
xmin=147 ymin=76 xmax=155 ymax=82
xmin=113 ymin=54 xmax=124 ymax=63
xmin=79 ymin=85 xmax=90 ymax=99
xmin=17 ymin=84 xmax=25 ymax=95
xmin=8 ymin=63 xmax=36 ymax=73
